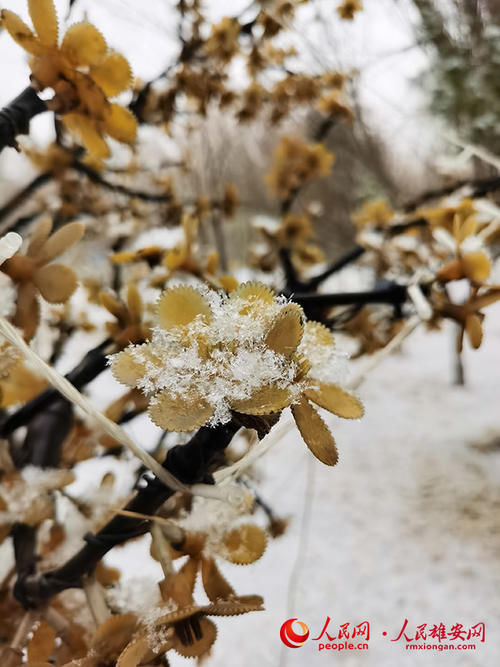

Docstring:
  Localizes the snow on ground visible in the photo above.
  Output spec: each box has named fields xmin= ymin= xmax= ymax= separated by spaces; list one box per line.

xmin=98 ymin=304 xmax=500 ymax=667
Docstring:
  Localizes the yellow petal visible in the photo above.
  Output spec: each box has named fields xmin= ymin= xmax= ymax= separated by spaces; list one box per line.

xmin=27 ymin=218 xmax=53 ymax=257
xmin=228 ymin=281 xmax=275 ymax=315
xmin=62 ymin=113 xmax=110 ymax=159
xmin=157 ymin=285 xmax=212 ymax=330
xmin=462 ymin=251 xmax=491 ymax=283
xmin=454 ymin=214 xmax=477 ymax=242
xmin=219 ymin=274 xmax=239 ymax=293
xmin=103 ymin=104 xmax=137 ymax=144
xmin=99 ymin=290 xmax=127 ymax=320
xmin=0 ymin=9 xmax=45 ymax=55
xmin=110 ymin=347 xmax=150 ymax=387
xmin=37 ymin=221 xmax=84 ymax=263
xmin=305 ymin=382 xmax=364 ymax=419
xmin=74 ymin=73 xmax=110 ymax=119
xmin=34 ymin=263 xmax=77 ymax=302
xmin=164 ymin=245 xmax=187 ymax=270
xmin=303 ymin=320 xmax=334 ymax=347
xmin=61 ymin=22 xmax=107 ymax=66
xmin=126 ymin=283 xmax=142 ymax=322
xmin=90 ymin=52 xmax=132 ymax=97
xmin=264 ymin=303 xmax=304 ymax=357
xmin=221 ymin=524 xmax=267 ymax=565
xmin=231 ymin=385 xmax=292 ymax=415
xmin=28 ymin=0 xmax=58 ymax=47
xmin=291 ymin=397 xmax=338 ymax=465
xmin=148 ymin=389 xmax=214 ymax=431
xmin=465 ymin=314 xmax=483 ymax=349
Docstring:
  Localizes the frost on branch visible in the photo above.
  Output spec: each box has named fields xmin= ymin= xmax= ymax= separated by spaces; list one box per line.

xmin=111 ymin=281 xmax=363 ymax=465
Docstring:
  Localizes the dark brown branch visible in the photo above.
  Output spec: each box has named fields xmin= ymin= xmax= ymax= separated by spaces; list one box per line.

xmin=70 ymin=161 xmax=173 ymax=202
xmin=0 ymin=87 xmax=47 ymax=154
xmin=14 ymin=421 xmax=240 ymax=608
xmin=305 ymin=245 xmax=366 ymax=290
xmin=0 ymin=173 xmax=53 ymax=231
xmin=402 ymin=176 xmax=500 ymax=212
xmin=293 ymin=283 xmax=408 ymax=321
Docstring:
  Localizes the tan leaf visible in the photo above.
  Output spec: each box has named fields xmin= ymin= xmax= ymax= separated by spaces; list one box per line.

xmin=37 ymin=222 xmax=84 ymax=263
xmin=436 ymin=258 xmax=463 ymax=282
xmin=292 ymin=398 xmax=338 ymax=466
xmin=95 ymin=560 xmax=121 ymax=585
xmin=159 ymin=556 xmax=198 ymax=607
xmin=462 ymin=251 xmax=491 ymax=283
xmin=468 ymin=289 xmax=500 ymax=312
xmin=155 ymin=604 xmax=204 ymax=627
xmin=111 ymin=347 xmax=149 ymax=387
xmin=264 ymin=303 xmax=304 ymax=357
xmin=116 ymin=635 xmax=151 ymax=667
xmin=201 ymin=556 xmax=235 ymax=602
xmin=61 ymin=22 xmax=107 ymax=66
xmin=40 ymin=522 xmax=65 ymax=556
xmin=26 ymin=620 xmax=56 ymax=663
xmin=204 ymin=595 xmax=264 ymax=616
xmin=28 ymin=0 xmax=58 ymax=47
xmin=173 ymin=616 xmax=217 ymax=659
xmin=304 ymin=382 xmax=364 ymax=419
xmin=27 ymin=218 xmax=53 ymax=257
xmin=465 ymin=314 xmax=483 ymax=349
xmin=90 ymin=52 xmax=132 ymax=97
xmin=0 ymin=362 xmax=47 ymax=407
xmin=126 ymin=284 xmax=142 ymax=323
xmin=221 ymin=524 xmax=267 ymax=565
xmin=62 ymin=113 xmax=110 ymax=159
xmin=34 ymin=263 xmax=77 ymax=303
xmin=91 ymin=613 xmax=138 ymax=661
xmin=99 ymin=291 xmax=127 ymax=321
xmin=14 ymin=279 xmax=40 ymax=341
xmin=148 ymin=389 xmax=214 ymax=432
xmin=170 ymin=531 xmax=206 ymax=559
xmin=103 ymin=104 xmax=137 ymax=144
xmin=157 ymin=286 xmax=212 ymax=330
xmin=231 ymin=385 xmax=291 ymax=415
xmin=0 ymin=9 xmax=44 ymax=55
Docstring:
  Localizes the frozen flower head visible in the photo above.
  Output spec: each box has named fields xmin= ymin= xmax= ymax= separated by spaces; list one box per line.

xmin=1 ymin=0 xmax=136 ymax=159
xmin=111 ymin=282 xmax=363 ymax=465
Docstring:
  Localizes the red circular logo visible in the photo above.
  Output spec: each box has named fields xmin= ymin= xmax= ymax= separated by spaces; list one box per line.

xmin=280 ymin=618 xmax=310 ymax=648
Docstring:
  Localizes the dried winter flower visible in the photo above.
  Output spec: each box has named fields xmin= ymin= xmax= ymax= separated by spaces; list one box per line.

xmin=111 ymin=282 xmax=363 ymax=465
xmin=353 ymin=199 xmax=394 ymax=228
xmin=1 ymin=0 xmax=136 ymax=158
xmin=266 ymin=136 xmax=334 ymax=200
xmin=1 ymin=219 xmax=84 ymax=339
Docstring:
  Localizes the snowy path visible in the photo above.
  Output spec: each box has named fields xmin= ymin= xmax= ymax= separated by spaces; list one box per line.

xmin=164 ymin=311 xmax=500 ymax=666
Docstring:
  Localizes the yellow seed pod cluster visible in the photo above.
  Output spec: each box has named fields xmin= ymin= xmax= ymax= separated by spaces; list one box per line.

xmin=1 ymin=0 xmax=136 ymax=159
xmin=111 ymin=281 xmax=363 ymax=465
